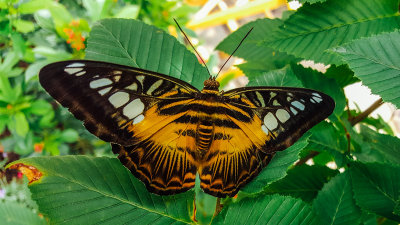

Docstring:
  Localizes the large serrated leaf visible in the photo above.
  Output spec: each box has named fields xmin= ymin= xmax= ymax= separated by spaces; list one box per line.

xmin=265 ymin=165 xmax=338 ymax=202
xmin=313 ymin=171 xmax=361 ymax=225
xmin=0 ymin=202 xmax=46 ymax=225
xmin=85 ymin=18 xmax=209 ymax=90
xmin=262 ymin=0 xmax=400 ymax=65
xmin=8 ymin=156 xmax=194 ymax=225
xmin=350 ymin=161 xmax=400 ymax=222
xmin=241 ymin=134 xmax=309 ymax=195
xmin=355 ymin=125 xmax=400 ymax=165
xmin=212 ymin=194 xmax=318 ymax=225
xmin=216 ymin=18 xmax=296 ymax=72
xmin=247 ymin=66 xmax=303 ymax=87
xmin=333 ymin=30 xmax=400 ymax=108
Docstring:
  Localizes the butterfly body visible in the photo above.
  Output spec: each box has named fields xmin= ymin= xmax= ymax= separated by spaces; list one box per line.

xmin=39 ymin=60 xmax=335 ymax=197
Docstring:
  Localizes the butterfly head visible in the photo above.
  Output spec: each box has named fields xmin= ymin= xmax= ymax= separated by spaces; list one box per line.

xmin=203 ymin=77 xmax=220 ymax=92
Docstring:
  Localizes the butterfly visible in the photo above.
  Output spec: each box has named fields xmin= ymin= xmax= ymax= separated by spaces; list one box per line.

xmin=39 ymin=60 xmax=334 ymax=198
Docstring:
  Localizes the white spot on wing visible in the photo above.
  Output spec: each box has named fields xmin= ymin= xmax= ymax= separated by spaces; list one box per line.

xmin=292 ymin=101 xmax=305 ymax=111
xmin=312 ymin=92 xmax=321 ymax=98
xmin=261 ymin=125 xmax=269 ymax=134
xmin=132 ymin=114 xmax=145 ymax=124
xmin=273 ymin=99 xmax=281 ymax=106
xmin=98 ymin=87 xmax=112 ymax=95
xmin=256 ymin=92 xmax=265 ymax=107
xmin=114 ymin=75 xmax=121 ymax=82
xmin=147 ymin=80 xmax=163 ymax=95
xmin=90 ymin=78 xmax=112 ymax=89
xmin=123 ymin=98 xmax=145 ymax=119
xmin=136 ymin=75 xmax=145 ymax=85
xmin=64 ymin=68 xmax=82 ymax=75
xmin=290 ymin=107 xmax=298 ymax=115
xmin=75 ymin=71 xmax=86 ymax=76
xmin=108 ymin=92 xmax=129 ymax=108
xmin=312 ymin=96 xmax=323 ymax=103
xmin=270 ymin=92 xmax=277 ymax=98
xmin=66 ymin=63 xmax=85 ymax=68
xmin=276 ymin=109 xmax=290 ymax=123
xmin=126 ymin=83 xmax=138 ymax=91
xmin=264 ymin=112 xmax=278 ymax=131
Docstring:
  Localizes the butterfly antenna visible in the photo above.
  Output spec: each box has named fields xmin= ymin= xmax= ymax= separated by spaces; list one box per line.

xmin=216 ymin=27 xmax=254 ymax=78
xmin=173 ymin=18 xmax=212 ymax=77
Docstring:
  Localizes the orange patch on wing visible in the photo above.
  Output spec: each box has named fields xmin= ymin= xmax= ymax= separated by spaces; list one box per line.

xmin=9 ymin=163 xmax=42 ymax=184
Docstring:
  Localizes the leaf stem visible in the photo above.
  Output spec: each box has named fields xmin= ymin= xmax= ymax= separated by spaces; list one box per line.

xmin=348 ymin=98 xmax=383 ymax=126
xmin=296 ymin=98 xmax=384 ymax=165
xmin=214 ymin=198 xmax=223 ymax=217
xmin=295 ymin=151 xmax=319 ymax=166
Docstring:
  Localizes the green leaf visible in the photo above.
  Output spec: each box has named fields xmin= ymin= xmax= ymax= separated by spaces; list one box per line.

xmin=291 ymin=64 xmax=346 ymax=118
xmin=323 ymin=64 xmax=358 ymax=88
xmin=114 ymin=5 xmax=140 ymax=19
xmin=47 ymin=1 xmax=72 ymax=31
xmin=212 ymin=194 xmax=318 ymax=225
xmin=13 ymin=19 xmax=35 ymax=33
xmin=85 ymin=19 xmax=209 ymax=90
xmin=308 ymin=122 xmax=347 ymax=154
xmin=262 ymin=0 xmax=400 ymax=64
xmin=247 ymin=66 xmax=303 ymax=87
xmin=333 ymin=30 xmax=400 ymax=108
xmin=59 ymin=129 xmax=79 ymax=143
xmin=0 ymin=202 xmax=46 ymax=225
xmin=13 ymin=112 xmax=29 ymax=137
xmin=18 ymin=0 xmax=52 ymax=14
xmin=82 ymin=0 xmax=112 ymax=21
xmin=350 ymin=161 xmax=400 ymax=221
xmin=241 ymin=134 xmax=309 ymax=194
xmin=265 ymin=165 xmax=338 ymax=202
xmin=8 ymin=156 xmax=195 ymax=224
xmin=0 ymin=51 xmax=19 ymax=74
xmin=217 ymin=18 xmax=296 ymax=72
xmin=11 ymin=33 xmax=26 ymax=58
xmin=27 ymin=99 xmax=53 ymax=115
xmin=313 ymin=171 xmax=361 ymax=225
xmin=25 ymin=60 xmax=50 ymax=81
xmin=216 ymin=19 xmax=295 ymax=74
xmin=355 ymin=125 xmax=400 ymax=165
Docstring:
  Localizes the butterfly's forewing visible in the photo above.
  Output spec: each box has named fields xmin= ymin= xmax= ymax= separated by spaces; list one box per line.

xmin=39 ymin=60 xmax=200 ymax=194
xmin=199 ymin=87 xmax=335 ymax=197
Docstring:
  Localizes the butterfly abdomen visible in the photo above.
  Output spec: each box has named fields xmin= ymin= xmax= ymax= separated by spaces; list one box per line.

xmin=196 ymin=121 xmax=215 ymax=153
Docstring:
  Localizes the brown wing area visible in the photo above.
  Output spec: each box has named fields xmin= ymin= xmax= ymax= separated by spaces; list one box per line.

xmin=199 ymin=101 xmax=274 ymax=198
xmin=112 ymin=101 xmax=199 ymax=195
xmin=38 ymin=60 xmax=199 ymax=146
xmin=200 ymin=87 xmax=334 ymax=197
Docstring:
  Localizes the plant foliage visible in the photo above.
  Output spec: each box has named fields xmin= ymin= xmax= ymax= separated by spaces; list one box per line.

xmin=2 ymin=0 xmax=400 ymax=224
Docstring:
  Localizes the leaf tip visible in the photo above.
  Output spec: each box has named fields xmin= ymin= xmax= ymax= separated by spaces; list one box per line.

xmin=9 ymin=163 xmax=42 ymax=184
